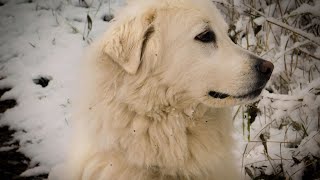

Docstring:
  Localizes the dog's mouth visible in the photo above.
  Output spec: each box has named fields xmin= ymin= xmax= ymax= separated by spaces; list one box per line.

xmin=208 ymin=88 xmax=263 ymax=100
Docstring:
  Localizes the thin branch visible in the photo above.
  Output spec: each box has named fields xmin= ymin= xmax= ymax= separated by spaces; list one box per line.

xmin=274 ymin=40 xmax=310 ymax=61
xmin=243 ymin=4 xmax=320 ymax=46
xmin=298 ymin=48 xmax=320 ymax=61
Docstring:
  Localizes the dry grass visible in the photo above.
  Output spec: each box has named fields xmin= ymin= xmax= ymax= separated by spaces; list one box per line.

xmin=215 ymin=0 xmax=320 ymax=179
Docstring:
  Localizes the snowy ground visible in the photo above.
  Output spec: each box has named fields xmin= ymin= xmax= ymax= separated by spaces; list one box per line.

xmin=0 ymin=0 xmax=319 ymax=179
xmin=0 ymin=0 xmax=123 ymax=177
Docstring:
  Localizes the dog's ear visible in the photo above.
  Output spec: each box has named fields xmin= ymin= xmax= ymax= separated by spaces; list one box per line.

xmin=103 ymin=9 xmax=156 ymax=74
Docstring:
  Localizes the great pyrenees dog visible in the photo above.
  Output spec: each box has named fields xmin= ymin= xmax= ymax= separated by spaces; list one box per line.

xmin=50 ymin=0 xmax=274 ymax=179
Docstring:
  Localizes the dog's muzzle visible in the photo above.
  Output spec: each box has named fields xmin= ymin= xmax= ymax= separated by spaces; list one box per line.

xmin=208 ymin=57 xmax=274 ymax=100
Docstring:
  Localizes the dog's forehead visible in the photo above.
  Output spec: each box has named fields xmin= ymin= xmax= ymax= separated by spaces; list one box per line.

xmin=119 ymin=0 xmax=228 ymax=36
xmin=158 ymin=0 xmax=228 ymax=32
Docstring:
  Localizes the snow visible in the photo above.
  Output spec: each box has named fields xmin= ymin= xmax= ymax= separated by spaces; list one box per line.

xmin=265 ymin=16 xmax=320 ymax=46
xmin=290 ymin=1 xmax=320 ymax=17
xmin=0 ymin=0 xmax=121 ymax=177
xmin=21 ymin=166 xmax=51 ymax=177
xmin=0 ymin=0 xmax=319 ymax=179
xmin=253 ymin=16 xmax=265 ymax=26
xmin=0 ymin=145 xmax=18 ymax=152
xmin=229 ymin=0 xmax=320 ymax=178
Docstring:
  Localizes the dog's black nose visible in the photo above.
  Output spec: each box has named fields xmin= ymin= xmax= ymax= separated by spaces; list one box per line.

xmin=255 ymin=60 xmax=274 ymax=77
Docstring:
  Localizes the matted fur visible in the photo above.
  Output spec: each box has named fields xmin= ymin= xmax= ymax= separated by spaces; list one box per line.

xmin=49 ymin=0 xmax=273 ymax=179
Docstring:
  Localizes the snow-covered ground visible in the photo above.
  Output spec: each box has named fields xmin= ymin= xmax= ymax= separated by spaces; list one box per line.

xmin=0 ymin=0 xmax=319 ymax=179
xmin=0 ymin=0 xmax=123 ymax=176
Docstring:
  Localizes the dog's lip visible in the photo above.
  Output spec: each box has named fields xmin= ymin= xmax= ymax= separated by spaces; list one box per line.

xmin=208 ymin=91 xmax=229 ymax=99
xmin=208 ymin=88 xmax=264 ymax=100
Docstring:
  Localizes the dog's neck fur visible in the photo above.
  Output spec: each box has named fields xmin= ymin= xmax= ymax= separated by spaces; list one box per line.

xmin=79 ymin=56 xmax=235 ymax=179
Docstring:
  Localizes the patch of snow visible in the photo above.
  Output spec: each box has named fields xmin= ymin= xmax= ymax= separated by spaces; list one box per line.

xmin=0 ymin=145 xmax=18 ymax=152
xmin=290 ymin=2 xmax=320 ymax=17
xmin=0 ymin=0 xmax=121 ymax=176
xmin=20 ymin=166 xmax=50 ymax=177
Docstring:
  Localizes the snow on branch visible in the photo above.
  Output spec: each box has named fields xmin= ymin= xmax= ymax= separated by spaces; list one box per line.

xmin=243 ymin=3 xmax=320 ymax=46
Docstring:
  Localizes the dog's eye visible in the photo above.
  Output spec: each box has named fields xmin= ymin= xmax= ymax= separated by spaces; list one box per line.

xmin=195 ymin=30 xmax=216 ymax=43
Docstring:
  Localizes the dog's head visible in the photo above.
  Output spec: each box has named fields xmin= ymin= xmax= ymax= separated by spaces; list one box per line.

xmin=103 ymin=0 xmax=273 ymax=108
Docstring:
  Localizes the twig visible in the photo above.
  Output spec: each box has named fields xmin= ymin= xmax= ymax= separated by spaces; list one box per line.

xmin=247 ymin=140 xmax=297 ymax=143
xmin=298 ymin=48 xmax=320 ymax=61
xmin=241 ymin=144 xmax=248 ymax=176
xmin=243 ymin=3 xmax=320 ymax=46
xmin=274 ymin=40 xmax=310 ymax=61
xmin=232 ymin=105 xmax=242 ymax=122
xmin=244 ymin=158 xmax=293 ymax=166
xmin=299 ymin=131 xmax=320 ymax=147
xmin=28 ymin=42 xmax=36 ymax=48
xmin=289 ymin=161 xmax=315 ymax=178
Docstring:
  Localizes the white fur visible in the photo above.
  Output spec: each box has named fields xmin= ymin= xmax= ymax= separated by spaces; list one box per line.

xmin=49 ymin=0 xmax=266 ymax=179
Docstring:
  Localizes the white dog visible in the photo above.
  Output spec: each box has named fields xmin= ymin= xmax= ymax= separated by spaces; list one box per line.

xmin=50 ymin=0 xmax=273 ymax=179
